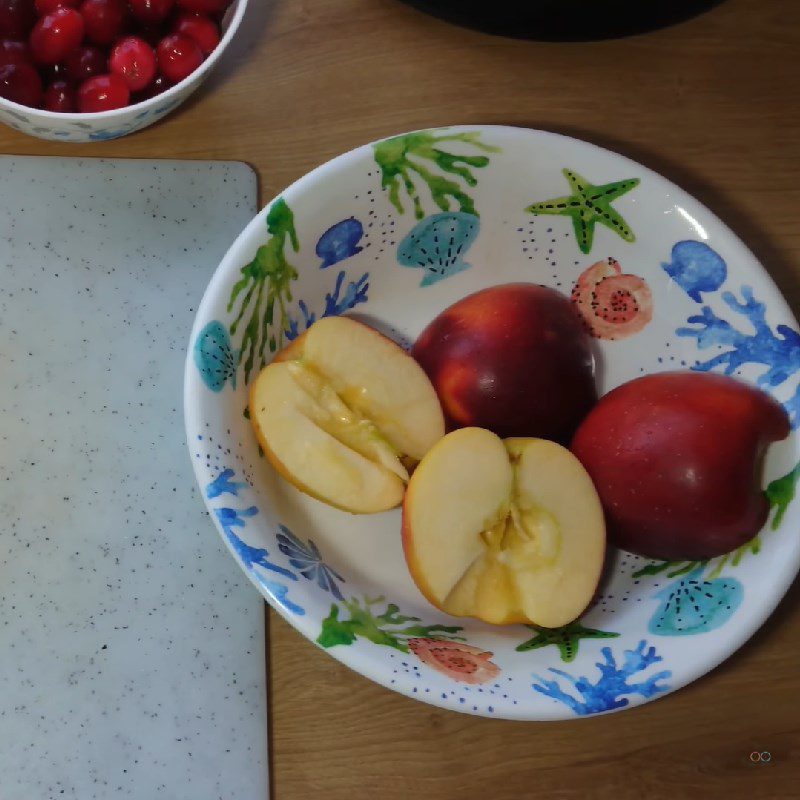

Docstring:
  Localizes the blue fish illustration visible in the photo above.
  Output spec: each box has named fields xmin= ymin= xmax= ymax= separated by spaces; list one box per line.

xmin=662 ymin=240 xmax=727 ymax=303
xmin=648 ymin=566 xmax=743 ymax=636
xmin=316 ymin=217 xmax=364 ymax=269
xmin=194 ymin=320 xmax=238 ymax=392
xmin=397 ymin=211 xmax=479 ymax=287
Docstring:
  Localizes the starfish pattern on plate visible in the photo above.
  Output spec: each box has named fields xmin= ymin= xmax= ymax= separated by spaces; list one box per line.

xmin=516 ymin=621 xmax=620 ymax=662
xmin=525 ymin=168 xmax=640 ymax=254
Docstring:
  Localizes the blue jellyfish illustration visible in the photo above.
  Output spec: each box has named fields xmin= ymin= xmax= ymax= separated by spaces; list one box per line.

xmin=194 ymin=320 xmax=238 ymax=392
xmin=397 ymin=211 xmax=480 ymax=287
xmin=316 ymin=218 xmax=364 ymax=269
xmin=648 ymin=566 xmax=743 ymax=636
xmin=662 ymin=240 xmax=727 ymax=302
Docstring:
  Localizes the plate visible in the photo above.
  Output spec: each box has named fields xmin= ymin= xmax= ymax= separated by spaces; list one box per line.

xmin=184 ymin=125 xmax=800 ymax=719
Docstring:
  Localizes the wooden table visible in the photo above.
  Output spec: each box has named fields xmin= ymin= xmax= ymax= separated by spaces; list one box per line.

xmin=3 ymin=0 xmax=799 ymax=796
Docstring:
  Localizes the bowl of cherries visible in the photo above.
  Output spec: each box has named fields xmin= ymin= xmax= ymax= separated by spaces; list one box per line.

xmin=0 ymin=0 xmax=247 ymax=141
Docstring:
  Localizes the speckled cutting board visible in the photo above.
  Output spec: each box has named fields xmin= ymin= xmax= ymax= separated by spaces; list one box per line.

xmin=0 ymin=156 xmax=267 ymax=800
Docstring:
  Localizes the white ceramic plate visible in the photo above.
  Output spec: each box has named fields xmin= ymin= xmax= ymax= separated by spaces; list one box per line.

xmin=184 ymin=126 xmax=800 ymax=719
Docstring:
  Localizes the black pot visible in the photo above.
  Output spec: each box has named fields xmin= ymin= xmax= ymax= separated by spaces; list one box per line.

xmin=398 ymin=0 xmax=727 ymax=41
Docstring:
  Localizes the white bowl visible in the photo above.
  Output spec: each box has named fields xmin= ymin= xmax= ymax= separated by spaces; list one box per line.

xmin=0 ymin=0 xmax=247 ymax=142
xmin=185 ymin=125 xmax=800 ymax=719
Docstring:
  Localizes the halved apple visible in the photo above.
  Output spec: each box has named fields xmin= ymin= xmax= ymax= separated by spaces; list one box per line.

xmin=250 ymin=316 xmax=445 ymax=513
xmin=402 ymin=428 xmax=605 ymax=627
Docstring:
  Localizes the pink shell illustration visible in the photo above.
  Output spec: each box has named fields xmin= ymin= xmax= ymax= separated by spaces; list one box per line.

xmin=571 ymin=257 xmax=653 ymax=340
xmin=408 ymin=638 xmax=501 ymax=685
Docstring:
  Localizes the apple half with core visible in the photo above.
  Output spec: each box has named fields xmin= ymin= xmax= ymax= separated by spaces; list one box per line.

xmin=250 ymin=316 xmax=445 ymax=513
xmin=402 ymin=428 xmax=606 ymax=627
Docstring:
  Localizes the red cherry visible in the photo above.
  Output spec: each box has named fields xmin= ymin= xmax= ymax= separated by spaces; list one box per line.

xmin=65 ymin=43 xmax=105 ymax=81
xmin=34 ymin=0 xmax=78 ymax=14
xmin=132 ymin=70 xmax=166 ymax=101
xmin=29 ymin=8 xmax=83 ymax=64
xmin=77 ymin=71 xmax=128 ymax=110
xmin=0 ymin=38 xmax=31 ymax=66
xmin=156 ymin=32 xmax=201 ymax=83
xmin=0 ymin=0 xmax=36 ymax=39
xmin=128 ymin=0 xmax=172 ymax=25
xmin=80 ymin=0 xmax=126 ymax=45
xmin=173 ymin=12 xmax=218 ymax=55
xmin=175 ymin=0 xmax=227 ymax=13
xmin=43 ymin=77 xmax=74 ymax=109
xmin=109 ymin=35 xmax=155 ymax=91
xmin=0 ymin=61 xmax=42 ymax=104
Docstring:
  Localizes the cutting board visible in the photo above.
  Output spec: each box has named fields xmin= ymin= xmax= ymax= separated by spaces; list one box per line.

xmin=0 ymin=157 xmax=267 ymax=800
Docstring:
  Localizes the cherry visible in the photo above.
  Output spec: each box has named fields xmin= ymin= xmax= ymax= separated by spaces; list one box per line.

xmin=132 ymin=70 xmax=166 ymax=100
xmin=0 ymin=0 xmax=35 ymax=38
xmin=173 ymin=12 xmax=218 ymax=55
xmin=34 ymin=0 xmax=79 ymax=14
xmin=109 ymin=35 xmax=155 ymax=91
xmin=43 ymin=77 xmax=74 ymax=110
xmin=0 ymin=38 xmax=31 ymax=66
xmin=29 ymin=8 xmax=83 ymax=64
xmin=156 ymin=32 xmax=201 ymax=83
xmin=65 ymin=43 xmax=105 ymax=81
xmin=0 ymin=61 xmax=42 ymax=104
xmin=77 ymin=71 xmax=128 ymax=110
xmin=128 ymin=0 xmax=172 ymax=25
xmin=175 ymin=0 xmax=228 ymax=14
xmin=80 ymin=0 xmax=126 ymax=45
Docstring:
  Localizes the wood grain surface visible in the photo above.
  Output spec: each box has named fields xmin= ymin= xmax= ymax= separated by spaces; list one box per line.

xmin=2 ymin=0 xmax=799 ymax=797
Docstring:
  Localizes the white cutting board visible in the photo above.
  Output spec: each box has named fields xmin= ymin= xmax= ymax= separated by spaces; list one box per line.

xmin=0 ymin=156 xmax=267 ymax=800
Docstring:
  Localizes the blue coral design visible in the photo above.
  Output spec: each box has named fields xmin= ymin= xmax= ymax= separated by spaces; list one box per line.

xmin=677 ymin=286 xmax=800 ymax=426
xmin=205 ymin=470 xmax=304 ymax=616
xmin=662 ymin=241 xmax=727 ymax=302
xmin=648 ymin=567 xmax=743 ymax=636
xmin=533 ymin=641 xmax=671 ymax=715
xmin=206 ymin=468 xmax=245 ymax=499
xmin=285 ymin=270 xmax=369 ymax=340
xmin=397 ymin=211 xmax=479 ymax=286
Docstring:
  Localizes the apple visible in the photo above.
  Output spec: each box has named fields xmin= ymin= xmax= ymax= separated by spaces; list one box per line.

xmin=402 ymin=427 xmax=606 ymax=627
xmin=412 ymin=283 xmax=597 ymax=443
xmin=250 ymin=316 xmax=445 ymax=513
xmin=571 ymin=371 xmax=790 ymax=560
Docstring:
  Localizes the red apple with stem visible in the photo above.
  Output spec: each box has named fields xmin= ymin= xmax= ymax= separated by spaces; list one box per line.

xmin=571 ymin=371 xmax=790 ymax=560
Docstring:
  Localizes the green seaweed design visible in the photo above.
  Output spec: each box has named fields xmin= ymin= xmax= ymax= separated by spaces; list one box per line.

xmin=317 ymin=595 xmax=464 ymax=652
xmin=373 ymin=130 xmax=499 ymax=220
xmin=632 ymin=462 xmax=800 ymax=580
xmin=227 ymin=198 xmax=299 ymax=384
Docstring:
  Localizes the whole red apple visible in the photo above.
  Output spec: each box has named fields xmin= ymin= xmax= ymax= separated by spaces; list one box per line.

xmin=571 ymin=371 xmax=790 ymax=560
xmin=412 ymin=283 xmax=597 ymax=442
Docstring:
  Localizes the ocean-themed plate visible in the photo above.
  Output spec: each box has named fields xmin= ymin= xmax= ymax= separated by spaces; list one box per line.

xmin=184 ymin=126 xmax=800 ymax=719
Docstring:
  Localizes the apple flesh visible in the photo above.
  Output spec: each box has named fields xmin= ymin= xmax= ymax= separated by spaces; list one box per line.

xmin=402 ymin=428 xmax=606 ymax=627
xmin=571 ymin=371 xmax=791 ymax=560
xmin=412 ymin=283 xmax=597 ymax=443
xmin=250 ymin=316 xmax=445 ymax=513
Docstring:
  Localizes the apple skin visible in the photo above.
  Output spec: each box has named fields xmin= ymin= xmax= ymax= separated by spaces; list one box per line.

xmin=412 ymin=283 xmax=597 ymax=443
xmin=571 ymin=371 xmax=790 ymax=560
